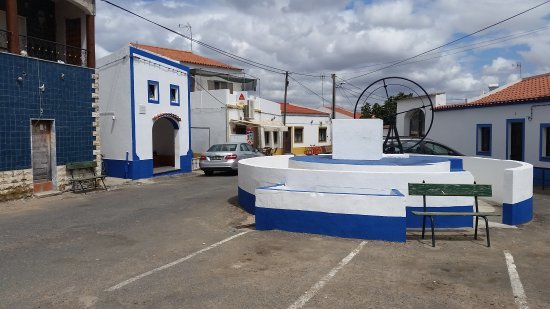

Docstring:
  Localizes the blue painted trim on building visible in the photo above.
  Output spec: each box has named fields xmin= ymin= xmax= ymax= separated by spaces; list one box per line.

xmin=256 ymin=207 xmax=406 ymax=242
xmin=503 ymin=197 xmax=533 ymax=225
xmin=434 ymin=98 xmax=550 ymax=112
xmin=129 ymin=159 xmax=154 ymax=179
xmin=147 ymin=80 xmax=160 ymax=104
xmin=539 ymin=123 xmax=550 ymax=162
xmin=406 ymin=206 xmax=474 ymax=228
xmin=533 ymin=167 xmax=550 ymax=186
xmin=185 ymin=66 xmax=192 ymax=157
xmin=103 ymin=158 xmax=153 ymax=179
xmin=180 ymin=151 xmax=193 ymax=172
xmin=129 ymin=50 xmax=138 ymax=162
xmin=170 ymin=84 xmax=180 ymax=106
xmin=238 ymin=187 xmax=256 ymax=214
xmin=129 ymin=46 xmax=188 ymax=70
xmin=102 ymin=159 xmax=129 ymax=179
xmin=506 ymin=118 xmax=525 ymax=161
xmin=476 ymin=124 xmax=492 ymax=156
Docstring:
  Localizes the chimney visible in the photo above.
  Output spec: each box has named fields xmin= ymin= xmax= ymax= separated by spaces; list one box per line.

xmin=488 ymin=84 xmax=499 ymax=91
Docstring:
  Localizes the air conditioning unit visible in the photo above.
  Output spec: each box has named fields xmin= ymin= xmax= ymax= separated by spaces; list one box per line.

xmin=244 ymin=99 xmax=255 ymax=120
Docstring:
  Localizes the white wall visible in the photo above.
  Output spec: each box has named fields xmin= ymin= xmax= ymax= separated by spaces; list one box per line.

xmin=132 ymin=50 xmax=190 ymax=161
xmin=429 ymin=103 xmax=550 ymax=170
xmin=98 ymin=47 xmax=132 ymax=161
xmin=285 ymin=114 xmax=332 ymax=147
xmin=395 ymin=93 xmax=443 ymax=137
xmin=190 ymin=90 xmax=229 ymax=153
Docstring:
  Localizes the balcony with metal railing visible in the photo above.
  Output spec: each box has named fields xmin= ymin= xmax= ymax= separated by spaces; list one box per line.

xmin=0 ymin=29 xmax=87 ymax=67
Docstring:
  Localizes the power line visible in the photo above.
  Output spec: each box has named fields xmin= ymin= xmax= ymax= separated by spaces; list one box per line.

xmin=288 ymin=74 xmax=332 ymax=105
xmin=342 ymin=0 xmax=550 ymax=82
xmin=101 ymin=0 xmax=322 ymax=77
xmin=340 ymin=24 xmax=550 ymax=77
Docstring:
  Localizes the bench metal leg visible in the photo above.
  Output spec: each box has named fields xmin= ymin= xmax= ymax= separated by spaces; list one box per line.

xmin=100 ymin=178 xmax=107 ymax=191
xmin=482 ymin=216 xmax=490 ymax=247
xmin=429 ymin=216 xmax=435 ymax=247
xmin=474 ymin=216 xmax=479 ymax=240
xmin=421 ymin=215 xmax=426 ymax=239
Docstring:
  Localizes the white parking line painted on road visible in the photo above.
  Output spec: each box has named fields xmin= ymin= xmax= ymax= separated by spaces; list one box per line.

xmin=105 ymin=230 xmax=252 ymax=292
xmin=287 ymin=241 xmax=367 ymax=309
xmin=504 ymin=250 xmax=529 ymax=309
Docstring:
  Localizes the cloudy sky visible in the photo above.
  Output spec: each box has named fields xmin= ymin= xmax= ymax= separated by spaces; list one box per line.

xmin=96 ymin=0 xmax=550 ymax=109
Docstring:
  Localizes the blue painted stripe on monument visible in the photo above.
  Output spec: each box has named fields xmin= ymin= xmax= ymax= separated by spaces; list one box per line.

xmin=238 ymin=187 xmax=256 ymax=214
xmin=503 ymin=197 xmax=533 ymax=225
xmin=290 ymin=155 xmax=451 ymax=166
xmin=406 ymin=206 xmax=474 ymax=228
xmin=256 ymin=207 xmax=406 ymax=242
xmin=449 ymin=158 xmax=463 ymax=172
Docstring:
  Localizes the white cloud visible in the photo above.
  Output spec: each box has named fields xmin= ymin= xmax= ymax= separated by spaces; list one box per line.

xmin=95 ymin=0 xmax=550 ymax=106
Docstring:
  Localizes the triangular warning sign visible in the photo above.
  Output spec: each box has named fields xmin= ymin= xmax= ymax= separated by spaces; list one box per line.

xmin=239 ymin=93 xmax=245 ymax=100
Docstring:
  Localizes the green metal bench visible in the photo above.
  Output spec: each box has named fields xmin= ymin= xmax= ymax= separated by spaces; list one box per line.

xmin=408 ymin=182 xmax=500 ymax=247
xmin=66 ymin=161 xmax=107 ymax=193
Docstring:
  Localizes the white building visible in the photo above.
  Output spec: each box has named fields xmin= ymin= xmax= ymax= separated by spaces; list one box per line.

xmin=97 ymin=45 xmax=192 ymax=179
xmin=396 ymin=73 xmax=550 ymax=186
xmin=191 ymin=89 xmax=287 ymax=154
xmin=281 ymin=103 xmax=332 ymax=155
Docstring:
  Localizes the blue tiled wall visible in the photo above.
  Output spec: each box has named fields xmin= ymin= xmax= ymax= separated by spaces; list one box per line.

xmin=0 ymin=52 xmax=94 ymax=171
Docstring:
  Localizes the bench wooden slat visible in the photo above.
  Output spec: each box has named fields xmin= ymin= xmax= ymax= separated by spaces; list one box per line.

xmin=66 ymin=161 xmax=97 ymax=170
xmin=408 ymin=183 xmax=492 ymax=197
xmin=411 ymin=211 xmax=500 ymax=216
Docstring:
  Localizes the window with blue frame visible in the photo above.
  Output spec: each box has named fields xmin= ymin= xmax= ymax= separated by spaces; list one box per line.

xmin=170 ymin=84 xmax=180 ymax=106
xmin=476 ymin=124 xmax=492 ymax=156
xmin=540 ymin=124 xmax=550 ymax=161
xmin=148 ymin=80 xmax=159 ymax=104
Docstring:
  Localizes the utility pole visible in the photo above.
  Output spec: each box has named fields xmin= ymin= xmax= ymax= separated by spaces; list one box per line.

xmin=331 ymin=74 xmax=336 ymax=119
xmin=283 ymin=71 xmax=289 ymax=125
xmin=178 ymin=23 xmax=193 ymax=52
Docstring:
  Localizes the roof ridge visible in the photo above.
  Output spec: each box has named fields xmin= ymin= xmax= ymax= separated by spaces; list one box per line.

xmin=132 ymin=43 xmax=193 ymax=54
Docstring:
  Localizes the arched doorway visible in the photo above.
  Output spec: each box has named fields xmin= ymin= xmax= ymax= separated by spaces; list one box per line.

xmin=152 ymin=117 xmax=179 ymax=173
xmin=406 ymin=109 xmax=425 ymax=137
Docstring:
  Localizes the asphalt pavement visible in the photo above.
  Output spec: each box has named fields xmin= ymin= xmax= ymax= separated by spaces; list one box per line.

xmin=0 ymin=172 xmax=548 ymax=308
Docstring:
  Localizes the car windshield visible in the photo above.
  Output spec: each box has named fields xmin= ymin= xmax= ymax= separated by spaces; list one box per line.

xmin=207 ymin=144 xmax=237 ymax=152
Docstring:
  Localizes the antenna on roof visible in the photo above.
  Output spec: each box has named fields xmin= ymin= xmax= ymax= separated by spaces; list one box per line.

xmin=178 ymin=23 xmax=193 ymax=53
xmin=515 ymin=62 xmax=522 ymax=78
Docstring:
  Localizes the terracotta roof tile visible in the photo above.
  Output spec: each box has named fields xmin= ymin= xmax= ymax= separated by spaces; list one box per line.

xmin=131 ymin=43 xmax=242 ymax=71
xmin=435 ymin=73 xmax=550 ymax=111
xmin=333 ymin=106 xmax=361 ymax=118
xmin=280 ymin=103 xmax=330 ymax=115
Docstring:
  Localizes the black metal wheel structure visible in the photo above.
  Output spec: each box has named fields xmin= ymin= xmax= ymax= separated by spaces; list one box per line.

xmin=352 ymin=77 xmax=435 ymax=154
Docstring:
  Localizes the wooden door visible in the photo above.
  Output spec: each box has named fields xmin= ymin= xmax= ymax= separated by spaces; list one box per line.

xmin=32 ymin=121 xmax=53 ymax=186
xmin=283 ymin=130 xmax=292 ymax=154
xmin=65 ymin=18 xmax=81 ymax=65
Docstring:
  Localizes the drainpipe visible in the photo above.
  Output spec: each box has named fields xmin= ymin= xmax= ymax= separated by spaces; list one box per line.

xmin=86 ymin=15 xmax=96 ymax=68
xmin=6 ymin=0 xmax=19 ymax=54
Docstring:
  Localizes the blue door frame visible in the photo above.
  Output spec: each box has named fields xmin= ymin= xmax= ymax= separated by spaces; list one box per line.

xmin=506 ymin=118 xmax=525 ymax=161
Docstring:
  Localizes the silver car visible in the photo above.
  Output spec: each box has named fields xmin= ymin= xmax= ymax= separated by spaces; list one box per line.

xmin=199 ymin=143 xmax=264 ymax=176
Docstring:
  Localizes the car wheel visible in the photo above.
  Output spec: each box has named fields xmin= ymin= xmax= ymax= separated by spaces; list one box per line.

xmin=204 ymin=170 xmax=214 ymax=176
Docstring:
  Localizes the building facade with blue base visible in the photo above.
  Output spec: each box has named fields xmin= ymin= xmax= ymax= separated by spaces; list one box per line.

xmin=98 ymin=46 xmax=193 ymax=179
